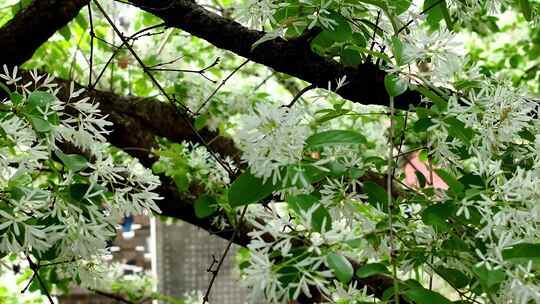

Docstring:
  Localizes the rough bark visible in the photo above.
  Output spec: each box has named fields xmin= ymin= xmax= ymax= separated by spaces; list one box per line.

xmin=128 ymin=0 xmax=421 ymax=110
xmin=0 ymin=0 xmax=90 ymax=68
xmin=0 ymin=2 xmax=410 ymax=302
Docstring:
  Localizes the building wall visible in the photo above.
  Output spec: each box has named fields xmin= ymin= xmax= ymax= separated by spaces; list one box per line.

xmin=156 ymin=220 xmax=251 ymax=304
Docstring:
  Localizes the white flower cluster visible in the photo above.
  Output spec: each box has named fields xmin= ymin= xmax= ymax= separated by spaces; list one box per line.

xmin=241 ymin=177 xmax=379 ymax=304
xmin=392 ymin=26 xmax=540 ymax=302
xmin=242 ymin=204 xmax=337 ymax=303
xmin=0 ymin=67 xmax=161 ymax=272
xmin=236 ymin=0 xmax=280 ymax=29
xmin=236 ymin=103 xmax=309 ymax=184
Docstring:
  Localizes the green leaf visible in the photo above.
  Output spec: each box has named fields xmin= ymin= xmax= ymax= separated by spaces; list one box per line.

xmin=228 ymin=171 xmax=278 ymax=207
xmin=390 ymin=36 xmax=405 ymax=65
xmin=26 ymin=91 xmax=57 ymax=113
xmin=59 ymin=25 xmax=71 ymax=41
xmin=326 ymin=11 xmax=352 ymax=42
xmin=414 ymin=86 xmax=447 ymax=111
xmin=421 ymin=202 xmax=455 ymax=232
xmin=435 ymin=169 xmax=464 ymax=194
xmin=472 ymin=265 xmax=505 ymax=292
xmin=519 ymin=0 xmax=532 ymax=21
xmin=75 ymin=14 xmax=88 ymax=29
xmin=418 ymin=150 xmax=428 ymax=162
xmin=423 ymin=0 xmax=445 ymax=29
xmin=356 ymin=263 xmax=390 ymax=278
xmin=194 ymin=114 xmax=209 ymax=130
xmin=311 ymin=30 xmax=335 ymax=53
xmin=363 ymin=181 xmax=388 ymax=209
xmin=287 ymin=194 xmax=332 ymax=232
xmin=440 ymin=1 xmax=453 ymax=29
xmin=436 ymin=267 xmax=469 ymax=289
xmin=502 ymin=243 xmax=540 ymax=266
xmin=341 ymin=47 xmax=362 ymax=66
xmin=444 ymin=117 xmax=474 ymax=144
xmin=68 ymin=183 xmax=91 ymax=202
xmin=388 ymin=0 xmax=412 ymax=15
xmin=352 ymin=32 xmax=367 ymax=47
xmin=173 ymin=172 xmax=189 ymax=192
xmin=194 ymin=195 xmax=218 ymax=218
xmin=55 ymin=150 xmax=88 ymax=172
xmin=404 ymin=287 xmax=453 ymax=304
xmin=384 ymin=74 xmax=408 ymax=97
xmin=442 ymin=237 xmax=469 ymax=252
xmin=413 ymin=118 xmax=434 ymax=132
xmin=326 ymin=253 xmax=354 ymax=283
xmin=306 ymin=130 xmax=366 ymax=147
xmin=316 ymin=108 xmax=351 ymax=123
xmin=28 ymin=115 xmax=52 ymax=133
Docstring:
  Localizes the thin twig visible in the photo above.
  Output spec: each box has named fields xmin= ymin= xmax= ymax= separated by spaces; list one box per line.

xmin=252 ymin=71 xmax=274 ymax=92
xmin=394 ymin=146 xmax=426 ymax=159
xmin=397 ymin=0 xmax=445 ymax=35
xmin=366 ymin=10 xmax=381 ymax=63
xmin=285 ymin=84 xmax=315 ymax=108
xmin=148 ymin=57 xmax=220 ymax=83
xmin=203 ymin=205 xmax=249 ymax=303
xmin=87 ymin=3 xmax=95 ymax=88
xmin=386 ymin=96 xmax=399 ymax=304
xmin=146 ymin=55 xmax=186 ymax=69
xmin=26 ymin=256 xmax=54 ymax=304
xmin=195 ymin=58 xmax=250 ymax=114
xmin=93 ymin=0 xmax=190 ymax=112
xmin=90 ymin=288 xmax=137 ymax=304
xmin=93 ymin=0 xmax=235 ymax=176
xmin=92 ymin=23 xmax=165 ymax=87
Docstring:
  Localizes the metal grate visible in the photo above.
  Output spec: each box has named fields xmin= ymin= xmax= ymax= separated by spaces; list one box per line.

xmin=156 ymin=220 xmax=251 ymax=304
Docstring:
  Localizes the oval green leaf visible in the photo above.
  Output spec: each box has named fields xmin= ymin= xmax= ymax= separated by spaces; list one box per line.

xmin=55 ymin=150 xmax=88 ymax=172
xmin=326 ymin=253 xmax=354 ymax=283
xmin=356 ymin=263 xmax=390 ymax=278
xmin=384 ymin=74 xmax=408 ymax=97
xmin=228 ymin=171 xmax=278 ymax=207
xmin=194 ymin=195 xmax=218 ymax=218
xmin=306 ymin=130 xmax=366 ymax=148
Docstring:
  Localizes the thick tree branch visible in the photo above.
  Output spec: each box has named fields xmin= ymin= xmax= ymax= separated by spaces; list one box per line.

xmin=0 ymin=3 xmax=410 ymax=301
xmin=0 ymin=0 xmax=90 ymax=68
xmin=129 ymin=0 xmax=421 ymax=109
xmin=55 ymin=80 xmax=404 ymax=302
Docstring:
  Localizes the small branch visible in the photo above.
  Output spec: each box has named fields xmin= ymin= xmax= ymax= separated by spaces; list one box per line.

xmin=93 ymin=0 xmax=190 ymax=112
xmin=366 ymin=10 xmax=381 ymax=63
xmin=195 ymin=58 xmax=249 ymax=114
xmin=93 ymin=0 xmax=235 ymax=176
xmin=148 ymin=57 xmax=220 ymax=83
xmin=25 ymin=255 xmax=55 ymax=304
xmin=386 ymin=96 xmax=399 ymax=304
xmin=90 ymin=288 xmax=136 ymax=304
xmin=87 ymin=3 xmax=95 ymax=88
xmin=397 ymin=0 xmax=445 ymax=35
xmin=285 ymin=84 xmax=315 ymax=108
xmin=203 ymin=205 xmax=248 ymax=303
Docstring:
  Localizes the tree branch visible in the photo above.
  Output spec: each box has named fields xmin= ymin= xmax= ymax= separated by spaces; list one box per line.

xmin=0 ymin=3 xmax=411 ymax=301
xmin=128 ymin=0 xmax=421 ymax=109
xmin=0 ymin=0 xmax=90 ymax=68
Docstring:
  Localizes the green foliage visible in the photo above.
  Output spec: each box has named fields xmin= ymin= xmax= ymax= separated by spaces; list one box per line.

xmin=326 ymin=253 xmax=354 ymax=283
xmin=228 ymin=171 xmax=278 ymax=207
xmin=355 ymin=263 xmax=390 ymax=278
xmin=305 ymin=130 xmax=367 ymax=147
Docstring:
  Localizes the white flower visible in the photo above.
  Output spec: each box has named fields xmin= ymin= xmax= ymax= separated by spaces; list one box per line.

xmin=0 ymin=65 xmax=22 ymax=85
xmin=242 ymin=251 xmax=287 ymax=304
xmin=237 ymin=103 xmax=309 ymax=184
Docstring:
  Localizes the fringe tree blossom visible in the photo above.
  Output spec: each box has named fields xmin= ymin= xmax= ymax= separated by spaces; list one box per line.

xmin=236 ymin=103 xmax=309 ymax=184
xmin=0 ymin=67 xmax=161 ymax=287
